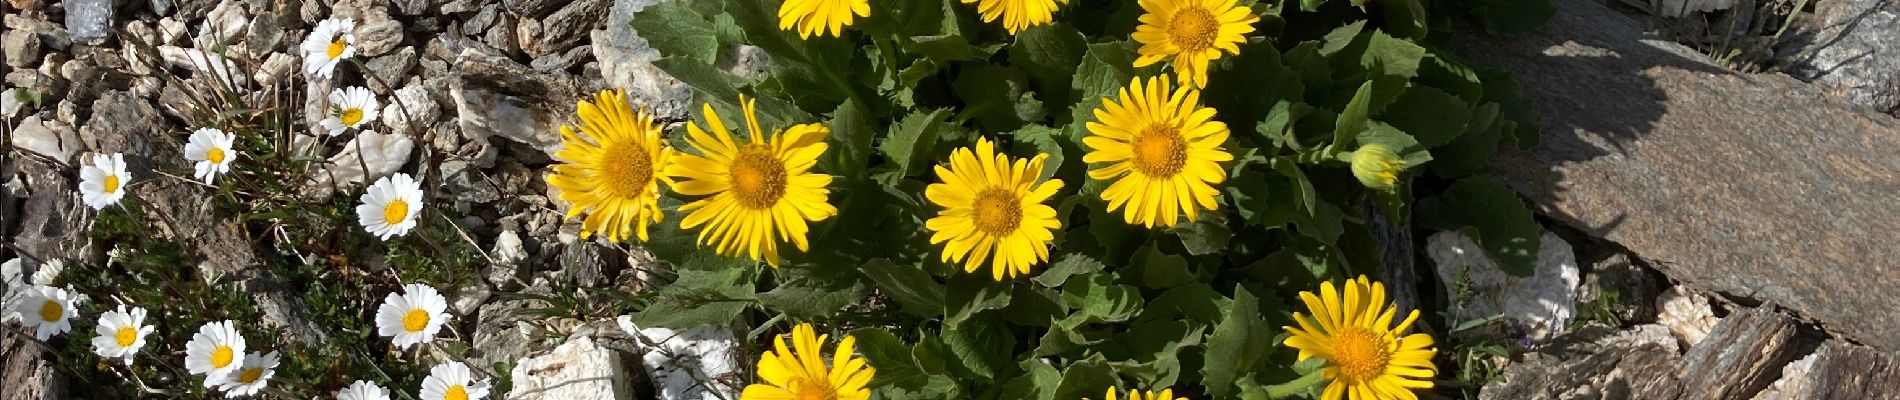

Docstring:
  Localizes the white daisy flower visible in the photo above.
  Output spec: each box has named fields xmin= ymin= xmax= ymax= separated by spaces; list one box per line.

xmin=337 ymin=380 xmax=393 ymax=400
xmin=215 ymin=351 xmax=279 ymax=397
xmin=300 ymin=18 xmax=357 ymax=79
xmin=79 ymin=153 xmax=131 ymax=210
xmin=419 ymin=362 xmax=490 ymax=400
xmin=90 ymin=304 xmax=155 ymax=365
xmin=185 ymin=320 xmax=248 ymax=386
xmin=185 ymin=128 xmax=239 ymax=184
xmin=321 ymin=86 xmax=381 ymax=136
xmin=356 ymin=173 xmax=423 ymax=240
xmin=29 ymin=258 xmax=62 ymax=286
xmin=375 ymin=283 xmax=447 ymax=349
xmin=14 ymin=285 xmax=80 ymax=340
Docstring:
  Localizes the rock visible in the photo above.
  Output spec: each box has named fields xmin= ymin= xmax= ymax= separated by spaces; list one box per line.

xmin=450 ymin=48 xmax=578 ymax=158
xmin=1461 ymin=0 xmax=1900 ymax=349
xmin=1779 ymin=0 xmax=1900 ymax=112
xmin=472 ymin=295 xmax=550 ymax=366
xmin=365 ymin=47 xmax=418 ymax=92
xmin=488 ymin=229 xmax=530 ymax=290
xmin=10 ymin=116 xmax=81 ymax=163
xmin=157 ymin=18 xmax=189 ymax=46
xmin=1656 ymin=286 xmax=1720 ymax=348
xmin=5 ymin=0 xmax=44 ymax=11
xmin=1640 ymin=307 xmax=1804 ymax=399
xmin=63 ymin=0 xmax=112 ymax=43
xmin=392 ymin=0 xmax=432 ymax=15
xmin=1429 ymin=230 xmax=1580 ymax=341
xmin=1751 ymin=350 xmax=1819 ymax=400
xmin=508 ymin=336 xmax=640 ymax=399
xmin=158 ymin=46 xmax=248 ymax=88
xmin=2 ymin=333 xmax=66 ymax=399
xmin=617 ymin=316 xmax=745 ymax=400
xmin=7 ymin=158 xmax=95 ymax=267
xmin=197 ymin=0 xmax=248 ymax=48
xmin=3 ymin=30 xmax=42 ymax=68
xmin=242 ymin=14 xmax=285 ymax=58
xmin=531 ymin=45 xmax=592 ymax=72
xmin=592 ymin=0 xmax=692 ymax=121
xmin=465 ymin=5 xmax=501 ymax=32
xmin=522 ymin=0 xmax=607 ymax=57
xmin=1578 ymin=252 xmax=1664 ymax=325
xmin=505 ymin=0 xmax=567 ymax=18
xmin=355 ymin=18 xmax=406 ymax=57
xmin=451 ymin=280 xmax=491 ymax=317
xmin=1789 ymin=341 xmax=1900 ymax=398
xmin=314 ymin=130 xmax=415 ymax=191
xmin=382 ymin=83 xmax=441 ymax=136
xmin=1 ymin=88 xmax=20 ymax=118
xmin=253 ymin=52 xmax=298 ymax=84
xmin=485 ymin=14 xmax=521 ymax=56
xmin=5 ymin=15 xmax=73 ymax=51
xmin=441 ymin=159 xmax=501 ymax=204
xmin=1480 ymin=324 xmax=1680 ymax=399
xmin=1650 ymin=0 xmax=1737 ymax=18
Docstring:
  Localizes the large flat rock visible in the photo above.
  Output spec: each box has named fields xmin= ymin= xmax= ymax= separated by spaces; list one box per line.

xmin=1456 ymin=0 xmax=1900 ymax=349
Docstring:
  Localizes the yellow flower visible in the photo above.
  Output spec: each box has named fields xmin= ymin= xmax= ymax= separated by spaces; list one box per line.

xmin=547 ymin=90 xmax=676 ymax=242
xmin=666 ymin=96 xmax=836 ymax=268
xmin=1130 ymin=0 xmax=1259 ymax=88
xmin=962 ymin=0 xmax=1071 ymax=34
xmin=778 ymin=0 xmax=870 ymax=38
xmin=741 ymin=323 xmax=874 ymax=400
xmin=924 ymin=137 xmax=1064 ymax=280
xmin=1098 ymin=387 xmax=1185 ymax=400
xmin=1082 ymin=76 xmax=1233 ymax=229
xmin=1284 ymin=276 xmax=1438 ymax=400
xmin=1349 ymin=144 xmax=1406 ymax=191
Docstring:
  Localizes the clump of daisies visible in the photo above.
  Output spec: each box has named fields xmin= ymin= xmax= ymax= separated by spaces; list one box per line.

xmin=301 ymin=18 xmax=357 ymax=79
xmin=356 ymin=173 xmax=423 ymax=240
xmin=375 ymin=283 xmax=448 ymax=349
xmin=185 ymin=128 xmax=238 ymax=184
xmin=185 ymin=320 xmax=248 ymax=387
xmin=323 ymin=86 xmax=381 ymax=136
xmin=214 ymin=351 xmax=280 ymax=397
xmin=79 ymin=153 xmax=131 ymax=210
xmin=420 ymin=362 xmax=491 ymax=400
xmin=13 ymin=285 xmax=81 ymax=340
xmin=91 ymin=304 xmax=155 ymax=365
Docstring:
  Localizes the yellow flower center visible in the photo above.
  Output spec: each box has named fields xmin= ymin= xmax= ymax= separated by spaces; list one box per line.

xmin=237 ymin=367 xmax=264 ymax=383
xmin=730 ymin=146 xmax=788 ymax=209
xmin=601 ymin=141 xmax=656 ymax=198
xmin=402 ymin=308 xmax=430 ymax=332
xmin=1329 ymin=328 xmax=1392 ymax=383
xmin=791 ymin=378 xmax=839 ymax=400
xmin=444 ymin=385 xmax=469 ymax=400
xmin=37 ymin=300 xmax=62 ymax=322
xmin=383 ymin=199 xmax=410 ymax=225
xmin=339 ymin=108 xmax=364 ymax=126
xmin=211 ymin=345 xmax=235 ymax=368
xmin=1168 ymin=6 xmax=1220 ymax=53
xmin=970 ymin=188 xmax=1023 ymax=236
xmin=327 ymin=37 xmax=347 ymax=59
xmin=207 ymin=147 xmax=227 ymax=164
xmin=115 ymin=326 xmax=139 ymax=347
xmin=1132 ymin=125 xmax=1189 ymax=178
xmin=103 ymin=175 xmax=121 ymax=194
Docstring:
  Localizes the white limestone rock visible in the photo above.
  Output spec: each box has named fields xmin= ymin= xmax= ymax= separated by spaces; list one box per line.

xmin=508 ymin=336 xmax=637 ymax=399
xmin=1429 ymin=230 xmax=1581 ymax=341
xmin=617 ymin=316 xmax=743 ymax=400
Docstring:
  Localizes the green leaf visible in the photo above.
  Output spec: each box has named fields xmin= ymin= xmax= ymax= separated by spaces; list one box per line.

xmin=1008 ymin=124 xmax=1070 ymax=183
xmin=1381 ymin=86 xmax=1471 ymax=147
xmin=945 ymin=277 xmax=1013 ymax=328
xmin=1051 ymin=357 xmax=1120 ymax=400
xmin=1417 ymin=176 xmax=1541 ymax=276
xmin=1332 ymin=81 xmax=1375 ymax=152
xmin=879 ymin=108 xmax=953 ymax=181
xmin=1033 ymin=253 xmax=1105 ymax=288
xmin=1469 ymin=0 xmax=1557 ymax=36
xmin=1171 ymin=214 xmax=1232 ymax=256
xmin=653 ymin=57 xmax=739 ymax=103
xmin=633 ymin=267 xmax=754 ymax=329
xmin=758 ymin=276 xmax=864 ymax=319
xmin=953 ymin=64 xmax=1041 ymax=132
xmin=1058 ymin=273 xmax=1143 ymax=325
xmin=1428 ymin=102 xmax=1504 ymax=178
xmin=859 ymin=258 xmax=947 ymax=315
xmin=1010 ymin=23 xmax=1087 ymax=112
xmin=1132 ymin=246 xmax=1195 ymax=289
xmin=1202 ymin=285 xmax=1270 ymax=397
xmin=1479 ymin=68 xmax=1542 ymax=149
xmin=629 ymin=1 xmax=719 ymax=62
xmin=825 ymin=100 xmax=876 ymax=181
xmin=1301 ymin=0 xmax=1328 ymax=12
xmin=1138 ymin=283 xmax=1228 ymax=324
xmin=910 ymin=35 xmax=981 ymax=62
xmin=943 ymin=320 xmax=1018 ymax=381
xmin=1357 ymin=121 xmax=1434 ymax=167
xmin=852 ymin=328 xmax=928 ymax=389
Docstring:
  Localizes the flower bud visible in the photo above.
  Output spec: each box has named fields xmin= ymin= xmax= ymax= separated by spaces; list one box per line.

xmin=1350 ymin=144 xmax=1406 ymax=191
